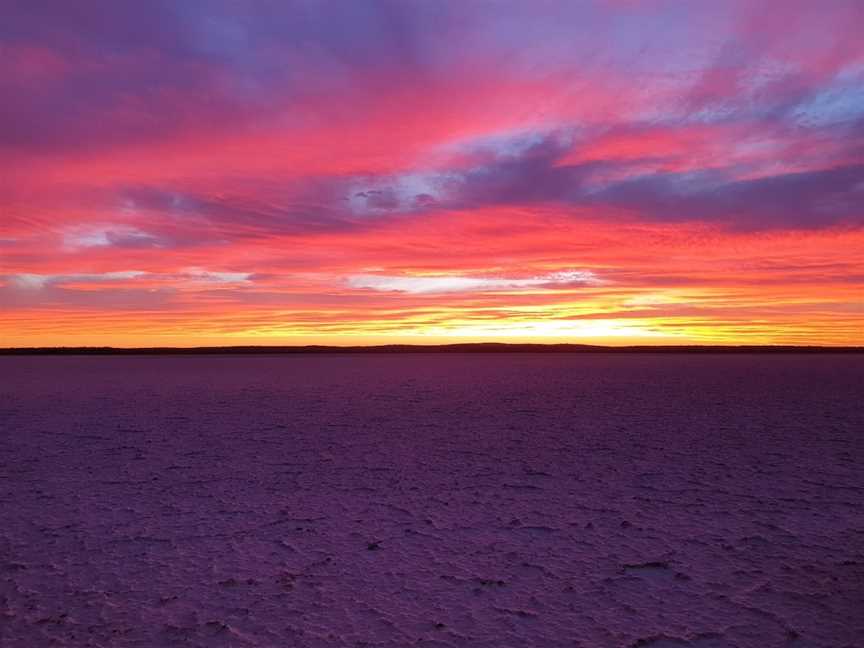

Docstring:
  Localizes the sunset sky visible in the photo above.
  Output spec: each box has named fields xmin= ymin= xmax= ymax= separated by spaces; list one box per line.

xmin=1 ymin=0 xmax=862 ymax=347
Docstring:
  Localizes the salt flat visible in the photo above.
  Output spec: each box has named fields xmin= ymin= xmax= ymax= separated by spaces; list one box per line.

xmin=1 ymin=354 xmax=862 ymax=647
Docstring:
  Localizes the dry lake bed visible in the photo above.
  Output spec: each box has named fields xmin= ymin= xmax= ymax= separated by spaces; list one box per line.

xmin=1 ymin=354 xmax=862 ymax=647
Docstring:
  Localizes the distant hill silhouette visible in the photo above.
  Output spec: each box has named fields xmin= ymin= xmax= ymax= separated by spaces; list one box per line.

xmin=1 ymin=343 xmax=861 ymax=355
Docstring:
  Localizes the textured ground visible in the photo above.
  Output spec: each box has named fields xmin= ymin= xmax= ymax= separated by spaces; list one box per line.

xmin=1 ymin=354 xmax=862 ymax=648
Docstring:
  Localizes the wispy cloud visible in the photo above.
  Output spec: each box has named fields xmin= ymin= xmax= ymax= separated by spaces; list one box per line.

xmin=348 ymin=270 xmax=601 ymax=294
xmin=8 ymin=271 xmax=146 ymax=290
xmin=179 ymin=269 xmax=253 ymax=284
xmin=5 ymin=270 xmax=252 ymax=290
xmin=64 ymin=226 xmax=167 ymax=250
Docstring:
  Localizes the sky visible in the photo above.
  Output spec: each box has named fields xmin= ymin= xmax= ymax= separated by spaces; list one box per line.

xmin=1 ymin=0 xmax=862 ymax=347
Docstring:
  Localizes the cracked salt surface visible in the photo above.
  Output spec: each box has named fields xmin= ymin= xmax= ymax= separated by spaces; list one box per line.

xmin=1 ymin=353 xmax=862 ymax=647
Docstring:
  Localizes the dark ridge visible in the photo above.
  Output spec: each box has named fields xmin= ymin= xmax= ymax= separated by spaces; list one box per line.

xmin=1 ymin=343 xmax=862 ymax=355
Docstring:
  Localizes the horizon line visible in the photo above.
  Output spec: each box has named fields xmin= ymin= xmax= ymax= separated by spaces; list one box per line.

xmin=2 ymin=342 xmax=863 ymax=355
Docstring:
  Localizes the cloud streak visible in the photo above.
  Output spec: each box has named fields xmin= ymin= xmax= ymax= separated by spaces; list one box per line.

xmin=348 ymin=270 xmax=601 ymax=294
xmin=4 ymin=270 xmax=252 ymax=290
